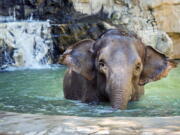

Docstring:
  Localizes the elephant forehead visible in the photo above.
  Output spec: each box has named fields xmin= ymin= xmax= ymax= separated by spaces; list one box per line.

xmin=99 ymin=44 xmax=136 ymax=62
xmin=96 ymin=36 xmax=140 ymax=64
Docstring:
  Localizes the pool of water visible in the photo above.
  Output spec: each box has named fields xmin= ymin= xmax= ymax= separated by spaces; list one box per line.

xmin=0 ymin=64 xmax=180 ymax=117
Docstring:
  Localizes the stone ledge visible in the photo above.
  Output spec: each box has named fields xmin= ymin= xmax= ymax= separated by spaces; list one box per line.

xmin=0 ymin=111 xmax=180 ymax=135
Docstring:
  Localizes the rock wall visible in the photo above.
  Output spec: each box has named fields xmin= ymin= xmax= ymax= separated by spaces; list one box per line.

xmin=140 ymin=0 xmax=180 ymax=58
xmin=52 ymin=0 xmax=180 ymax=58
xmin=51 ymin=21 xmax=116 ymax=54
xmin=72 ymin=0 xmax=177 ymax=57
xmin=0 ymin=0 xmax=77 ymax=23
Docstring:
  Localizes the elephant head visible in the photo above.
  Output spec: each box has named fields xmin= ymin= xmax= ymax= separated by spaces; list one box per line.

xmin=60 ymin=29 xmax=177 ymax=110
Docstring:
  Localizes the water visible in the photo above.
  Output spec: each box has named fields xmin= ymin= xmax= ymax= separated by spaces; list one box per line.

xmin=0 ymin=65 xmax=180 ymax=117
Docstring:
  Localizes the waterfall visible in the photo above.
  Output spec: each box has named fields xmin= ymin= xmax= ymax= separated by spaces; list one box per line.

xmin=28 ymin=13 xmax=33 ymax=21
xmin=13 ymin=8 xmax=16 ymax=21
xmin=0 ymin=21 xmax=54 ymax=70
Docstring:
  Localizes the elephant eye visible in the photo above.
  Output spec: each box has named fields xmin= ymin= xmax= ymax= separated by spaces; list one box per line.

xmin=135 ymin=63 xmax=141 ymax=71
xmin=99 ymin=59 xmax=105 ymax=67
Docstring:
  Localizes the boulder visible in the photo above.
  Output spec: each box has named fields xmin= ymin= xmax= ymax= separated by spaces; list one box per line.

xmin=140 ymin=0 xmax=180 ymax=58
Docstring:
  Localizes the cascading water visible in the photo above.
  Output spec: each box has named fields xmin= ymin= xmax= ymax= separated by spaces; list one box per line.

xmin=0 ymin=21 xmax=54 ymax=70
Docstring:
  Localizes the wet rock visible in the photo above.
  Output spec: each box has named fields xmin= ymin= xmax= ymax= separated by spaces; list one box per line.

xmin=0 ymin=0 xmax=78 ymax=23
xmin=51 ymin=21 xmax=113 ymax=57
xmin=0 ymin=38 xmax=14 ymax=68
xmin=13 ymin=49 xmax=24 ymax=66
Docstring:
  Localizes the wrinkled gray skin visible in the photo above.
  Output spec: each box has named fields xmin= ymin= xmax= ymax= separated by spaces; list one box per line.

xmin=60 ymin=29 xmax=176 ymax=110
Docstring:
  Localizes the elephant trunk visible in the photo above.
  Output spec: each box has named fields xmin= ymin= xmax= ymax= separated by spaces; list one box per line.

xmin=111 ymin=89 xmax=130 ymax=110
xmin=108 ymin=74 xmax=132 ymax=110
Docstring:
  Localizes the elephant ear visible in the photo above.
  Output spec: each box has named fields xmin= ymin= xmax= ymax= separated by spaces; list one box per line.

xmin=60 ymin=39 xmax=95 ymax=80
xmin=139 ymin=46 xmax=177 ymax=85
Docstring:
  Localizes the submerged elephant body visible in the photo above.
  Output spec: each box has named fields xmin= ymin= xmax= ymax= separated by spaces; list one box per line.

xmin=61 ymin=29 xmax=176 ymax=109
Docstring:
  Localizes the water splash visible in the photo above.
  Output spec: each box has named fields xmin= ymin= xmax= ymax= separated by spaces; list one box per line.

xmin=13 ymin=8 xmax=16 ymax=21
xmin=0 ymin=21 xmax=54 ymax=69
xmin=28 ymin=13 xmax=33 ymax=21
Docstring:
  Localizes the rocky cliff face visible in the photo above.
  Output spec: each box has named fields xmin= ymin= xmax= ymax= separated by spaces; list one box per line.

xmin=0 ymin=0 xmax=77 ymax=23
xmin=141 ymin=0 xmax=180 ymax=58
xmin=72 ymin=0 xmax=179 ymax=58
xmin=0 ymin=0 xmax=179 ymax=69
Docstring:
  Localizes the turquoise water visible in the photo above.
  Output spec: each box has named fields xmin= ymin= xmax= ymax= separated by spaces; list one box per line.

xmin=0 ymin=65 xmax=180 ymax=117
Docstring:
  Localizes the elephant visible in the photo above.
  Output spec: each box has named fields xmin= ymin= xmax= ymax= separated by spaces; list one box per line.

xmin=60 ymin=29 xmax=177 ymax=110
